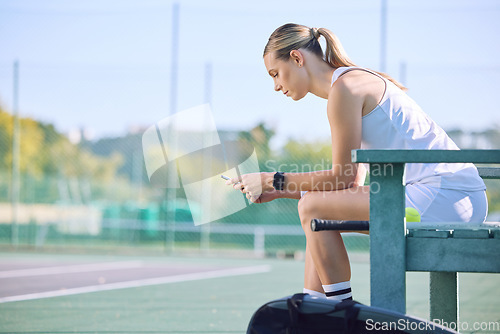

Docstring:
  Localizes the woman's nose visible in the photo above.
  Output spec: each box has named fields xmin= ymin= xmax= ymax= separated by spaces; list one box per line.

xmin=274 ymin=82 xmax=281 ymax=92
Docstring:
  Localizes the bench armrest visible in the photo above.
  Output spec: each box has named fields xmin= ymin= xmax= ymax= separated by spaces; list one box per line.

xmin=352 ymin=149 xmax=500 ymax=164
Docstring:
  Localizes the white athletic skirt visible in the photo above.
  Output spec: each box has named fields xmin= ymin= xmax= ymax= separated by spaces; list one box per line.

xmin=405 ymin=184 xmax=488 ymax=223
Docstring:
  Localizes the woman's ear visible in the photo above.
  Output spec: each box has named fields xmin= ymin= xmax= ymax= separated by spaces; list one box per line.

xmin=289 ymin=50 xmax=304 ymax=67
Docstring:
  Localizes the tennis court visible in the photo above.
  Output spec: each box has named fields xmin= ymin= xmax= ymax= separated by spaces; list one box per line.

xmin=1 ymin=250 xmax=498 ymax=334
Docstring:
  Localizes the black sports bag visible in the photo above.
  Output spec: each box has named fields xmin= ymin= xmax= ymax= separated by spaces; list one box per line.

xmin=247 ymin=293 xmax=457 ymax=334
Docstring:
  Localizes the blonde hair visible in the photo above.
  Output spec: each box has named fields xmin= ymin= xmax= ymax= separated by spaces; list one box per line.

xmin=264 ymin=23 xmax=407 ymax=91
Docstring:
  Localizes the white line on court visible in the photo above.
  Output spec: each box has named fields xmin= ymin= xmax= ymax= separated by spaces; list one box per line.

xmin=0 ymin=261 xmax=144 ymax=278
xmin=0 ymin=264 xmax=272 ymax=304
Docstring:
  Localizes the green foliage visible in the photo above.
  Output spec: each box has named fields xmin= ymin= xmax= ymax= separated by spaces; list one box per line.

xmin=0 ymin=110 xmax=45 ymax=176
xmin=80 ymin=133 xmax=147 ymax=184
xmin=274 ymin=139 xmax=332 ymax=173
xmin=236 ymin=122 xmax=333 ymax=173
xmin=0 ymin=105 xmax=498 ymax=219
xmin=0 ymin=106 xmax=128 ymax=203
xmin=238 ymin=122 xmax=275 ymax=172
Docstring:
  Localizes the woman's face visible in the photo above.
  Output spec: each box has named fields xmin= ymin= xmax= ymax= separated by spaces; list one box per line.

xmin=264 ymin=51 xmax=309 ymax=101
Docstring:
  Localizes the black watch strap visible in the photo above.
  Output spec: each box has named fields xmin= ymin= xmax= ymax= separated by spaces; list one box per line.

xmin=273 ymin=172 xmax=285 ymax=191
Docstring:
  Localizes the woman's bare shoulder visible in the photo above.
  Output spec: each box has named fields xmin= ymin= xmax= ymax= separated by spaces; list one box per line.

xmin=329 ymin=69 xmax=385 ymax=113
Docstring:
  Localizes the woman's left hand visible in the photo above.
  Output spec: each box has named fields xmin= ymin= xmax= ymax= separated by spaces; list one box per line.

xmin=226 ymin=172 xmax=274 ymax=203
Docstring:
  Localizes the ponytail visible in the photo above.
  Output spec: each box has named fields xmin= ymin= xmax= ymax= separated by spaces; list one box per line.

xmin=315 ymin=27 xmax=356 ymax=69
xmin=264 ymin=23 xmax=407 ymax=91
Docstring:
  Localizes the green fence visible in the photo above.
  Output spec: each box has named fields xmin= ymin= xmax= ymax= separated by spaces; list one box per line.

xmin=1 ymin=111 xmax=498 ymax=256
xmin=0 ymin=188 xmax=369 ymax=255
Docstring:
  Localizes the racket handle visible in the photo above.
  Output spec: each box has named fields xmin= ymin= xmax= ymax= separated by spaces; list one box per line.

xmin=311 ymin=219 xmax=370 ymax=232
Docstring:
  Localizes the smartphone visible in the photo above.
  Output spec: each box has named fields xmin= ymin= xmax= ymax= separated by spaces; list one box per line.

xmin=221 ymin=175 xmax=241 ymax=185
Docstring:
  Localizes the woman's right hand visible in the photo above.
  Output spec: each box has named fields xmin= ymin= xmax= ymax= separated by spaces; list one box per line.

xmin=253 ymin=189 xmax=280 ymax=204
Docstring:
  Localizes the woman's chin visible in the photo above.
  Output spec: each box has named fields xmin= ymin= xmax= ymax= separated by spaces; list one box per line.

xmin=291 ymin=92 xmax=307 ymax=101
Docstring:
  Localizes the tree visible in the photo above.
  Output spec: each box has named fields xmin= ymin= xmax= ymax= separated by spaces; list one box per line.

xmin=0 ymin=105 xmax=128 ymax=203
xmin=274 ymin=138 xmax=332 ymax=173
xmin=238 ymin=122 xmax=276 ymax=172
xmin=0 ymin=109 xmax=45 ymax=177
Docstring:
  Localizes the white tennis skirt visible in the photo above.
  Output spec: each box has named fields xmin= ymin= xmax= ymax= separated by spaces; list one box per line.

xmin=405 ymin=184 xmax=488 ymax=223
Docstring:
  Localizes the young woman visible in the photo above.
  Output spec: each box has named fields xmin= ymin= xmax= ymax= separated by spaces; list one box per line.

xmin=226 ymin=23 xmax=487 ymax=301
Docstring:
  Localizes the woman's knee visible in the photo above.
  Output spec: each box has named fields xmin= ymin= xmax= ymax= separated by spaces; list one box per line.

xmin=298 ymin=192 xmax=319 ymax=226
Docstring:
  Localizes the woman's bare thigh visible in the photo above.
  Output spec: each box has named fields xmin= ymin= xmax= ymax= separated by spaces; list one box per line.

xmin=298 ymin=186 xmax=370 ymax=222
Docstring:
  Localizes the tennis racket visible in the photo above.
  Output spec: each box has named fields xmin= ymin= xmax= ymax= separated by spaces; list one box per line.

xmin=311 ymin=219 xmax=369 ymax=231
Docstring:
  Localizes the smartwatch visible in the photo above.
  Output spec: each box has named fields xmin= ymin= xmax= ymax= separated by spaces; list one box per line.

xmin=273 ymin=172 xmax=285 ymax=191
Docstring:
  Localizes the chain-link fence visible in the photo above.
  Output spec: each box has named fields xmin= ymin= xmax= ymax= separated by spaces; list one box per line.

xmin=2 ymin=101 xmax=500 ymax=257
xmin=0 ymin=110 xmax=376 ymax=256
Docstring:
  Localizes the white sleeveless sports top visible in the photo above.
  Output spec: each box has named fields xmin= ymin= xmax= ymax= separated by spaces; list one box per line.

xmin=331 ymin=67 xmax=486 ymax=191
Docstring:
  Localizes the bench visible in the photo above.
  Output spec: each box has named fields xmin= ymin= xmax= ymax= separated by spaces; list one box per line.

xmin=311 ymin=149 xmax=500 ymax=326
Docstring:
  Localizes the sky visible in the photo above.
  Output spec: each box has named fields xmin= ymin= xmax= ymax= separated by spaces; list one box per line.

xmin=1 ymin=0 xmax=499 ymax=150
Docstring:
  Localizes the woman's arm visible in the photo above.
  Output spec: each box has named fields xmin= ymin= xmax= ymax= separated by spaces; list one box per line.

xmin=254 ymin=189 xmax=301 ymax=203
xmin=266 ymin=74 xmax=364 ymax=192
xmin=230 ymin=73 xmax=366 ymax=201
xmin=353 ymin=163 xmax=367 ymax=187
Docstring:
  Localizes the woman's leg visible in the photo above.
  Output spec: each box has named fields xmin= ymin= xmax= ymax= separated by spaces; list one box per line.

xmin=298 ymin=186 xmax=369 ymax=286
xmin=304 ymin=243 xmax=324 ymax=295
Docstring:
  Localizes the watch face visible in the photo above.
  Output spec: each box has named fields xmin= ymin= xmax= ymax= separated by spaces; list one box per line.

xmin=273 ymin=172 xmax=285 ymax=190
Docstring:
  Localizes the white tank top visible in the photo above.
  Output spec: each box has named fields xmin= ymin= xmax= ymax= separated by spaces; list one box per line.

xmin=331 ymin=67 xmax=486 ymax=191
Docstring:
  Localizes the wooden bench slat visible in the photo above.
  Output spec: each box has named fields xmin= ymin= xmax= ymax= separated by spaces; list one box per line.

xmin=406 ymin=221 xmax=500 ymax=230
xmin=411 ymin=230 xmax=450 ymax=238
xmin=406 ymin=237 xmax=500 ymax=272
xmin=452 ymin=229 xmax=490 ymax=239
xmin=477 ymin=167 xmax=500 ymax=179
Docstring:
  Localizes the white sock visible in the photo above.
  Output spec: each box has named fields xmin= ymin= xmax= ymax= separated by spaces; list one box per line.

xmin=303 ymin=288 xmax=326 ymax=299
xmin=322 ymin=281 xmax=352 ymax=301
